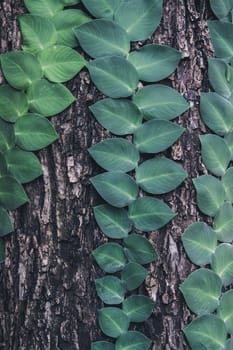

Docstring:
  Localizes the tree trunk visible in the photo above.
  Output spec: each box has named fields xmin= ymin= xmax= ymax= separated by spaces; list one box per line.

xmin=0 ymin=1 xmax=213 ymax=349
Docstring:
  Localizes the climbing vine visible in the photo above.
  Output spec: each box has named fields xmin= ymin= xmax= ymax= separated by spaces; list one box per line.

xmin=180 ymin=1 xmax=233 ymax=349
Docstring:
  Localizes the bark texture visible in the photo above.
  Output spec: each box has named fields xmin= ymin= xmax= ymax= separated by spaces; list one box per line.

xmin=0 ymin=1 xmax=213 ymax=349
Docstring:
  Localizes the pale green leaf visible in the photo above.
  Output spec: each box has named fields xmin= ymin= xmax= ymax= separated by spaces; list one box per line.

xmin=0 ymin=85 xmax=28 ymax=122
xmin=214 ymin=202 xmax=233 ymax=242
xmin=24 ymin=0 xmax=64 ymax=17
xmin=208 ymin=20 xmax=233 ymax=58
xmin=95 ymin=276 xmax=126 ymax=305
xmin=93 ymin=243 xmax=127 ymax=273
xmin=123 ymin=234 xmax=158 ymax=265
xmin=98 ymin=307 xmax=129 ymax=338
xmin=222 ymin=167 xmax=233 ymax=202
xmin=225 ymin=131 xmax=233 ymax=160
xmin=218 ymin=290 xmax=233 ymax=334
xmin=211 ymin=243 xmax=233 ymax=286
xmin=0 ymin=176 xmax=29 ymax=210
xmin=123 ymin=295 xmax=155 ymax=323
xmin=116 ymin=331 xmax=151 ymax=350
xmin=121 ymin=262 xmax=148 ymax=291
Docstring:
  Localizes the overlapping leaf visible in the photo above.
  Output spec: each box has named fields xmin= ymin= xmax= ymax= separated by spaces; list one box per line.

xmin=0 ymin=207 xmax=13 ymax=236
xmin=210 ymin=0 xmax=233 ymax=19
xmin=122 ymin=295 xmax=155 ymax=323
xmin=81 ymin=0 xmax=119 ymax=19
xmin=91 ymin=342 xmax=114 ymax=350
xmin=0 ymin=119 xmax=15 ymax=152
xmin=93 ymin=243 xmax=127 ymax=273
xmin=123 ymin=234 xmax=158 ymax=265
xmin=217 ymin=290 xmax=233 ymax=334
xmin=95 ymin=276 xmax=126 ymax=304
xmin=211 ymin=243 xmax=233 ymax=286
xmin=225 ymin=132 xmax=233 ymax=160
xmin=214 ymin=203 xmax=233 ymax=242
xmin=0 ymin=176 xmax=28 ymax=210
xmin=0 ymin=85 xmax=28 ymax=122
xmin=115 ymin=331 xmax=151 ymax=350
xmin=222 ymin=168 xmax=233 ymax=202
xmin=208 ymin=59 xmax=233 ymax=98
xmin=24 ymin=0 xmax=64 ymax=17
xmin=98 ymin=307 xmax=129 ymax=338
xmin=121 ymin=262 xmax=148 ymax=291
xmin=208 ymin=20 xmax=233 ymax=58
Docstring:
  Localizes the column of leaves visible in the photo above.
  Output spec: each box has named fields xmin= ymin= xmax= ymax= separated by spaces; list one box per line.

xmin=180 ymin=1 xmax=233 ymax=349
xmin=0 ymin=0 xmax=91 ymax=261
xmin=74 ymin=1 xmax=189 ymax=349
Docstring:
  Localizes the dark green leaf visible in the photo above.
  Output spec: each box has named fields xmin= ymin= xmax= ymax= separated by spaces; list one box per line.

xmin=95 ymin=276 xmax=126 ymax=304
xmin=0 ymin=85 xmax=28 ymax=122
xmin=212 ymin=243 xmax=233 ymax=286
xmin=214 ymin=202 xmax=233 ymax=242
xmin=121 ymin=262 xmax=148 ymax=291
xmin=24 ymin=0 xmax=64 ymax=17
xmin=0 ymin=207 xmax=13 ymax=236
xmin=91 ymin=341 xmax=114 ymax=350
xmin=115 ymin=331 xmax=151 ymax=350
xmin=222 ymin=167 xmax=233 ymax=202
xmin=123 ymin=233 xmax=158 ymax=265
xmin=93 ymin=243 xmax=127 ymax=273
xmin=208 ymin=20 xmax=233 ymax=58
xmin=98 ymin=307 xmax=129 ymax=338
xmin=218 ymin=290 xmax=233 ymax=334
xmin=0 ymin=239 xmax=4 ymax=263
xmin=123 ymin=295 xmax=155 ymax=323
xmin=0 ymin=153 xmax=8 ymax=177
xmin=208 ymin=59 xmax=233 ymax=98
xmin=0 ymin=176 xmax=28 ymax=210
xmin=81 ymin=0 xmax=120 ymax=19
xmin=0 ymin=119 xmax=15 ymax=152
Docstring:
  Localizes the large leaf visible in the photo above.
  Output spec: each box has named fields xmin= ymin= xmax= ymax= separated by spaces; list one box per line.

xmin=123 ymin=234 xmax=158 ymax=265
xmin=0 ymin=119 xmax=15 ymax=152
xmin=115 ymin=0 xmax=163 ymax=41
xmin=0 ymin=207 xmax=13 ymax=236
xmin=81 ymin=0 xmax=120 ymax=19
xmin=193 ymin=175 xmax=225 ymax=217
xmin=115 ymin=331 xmax=151 ymax=350
xmin=0 ymin=176 xmax=28 ymax=210
xmin=90 ymin=172 xmax=138 ymax=208
xmin=133 ymin=84 xmax=189 ymax=120
xmin=89 ymin=98 xmax=142 ymax=135
xmin=211 ymin=243 xmax=233 ymax=286
xmin=213 ymin=202 xmax=233 ymax=242
xmin=200 ymin=134 xmax=231 ymax=176
xmin=225 ymin=132 xmax=233 ymax=160
xmin=128 ymin=197 xmax=175 ymax=231
xmin=122 ymin=295 xmax=155 ymax=323
xmin=208 ymin=20 xmax=233 ymax=58
xmin=121 ymin=262 xmax=148 ymax=291
xmin=128 ymin=44 xmax=181 ymax=82
xmin=218 ymin=290 xmax=233 ymax=334
xmin=94 ymin=204 xmax=132 ymax=239
xmin=133 ymin=119 xmax=184 ymax=153
xmin=136 ymin=157 xmax=186 ymax=194
xmin=222 ymin=168 xmax=233 ymax=202
xmin=95 ymin=276 xmax=126 ymax=305
xmin=74 ymin=19 xmax=130 ymax=58
xmin=38 ymin=46 xmax=85 ymax=83
xmin=89 ymin=138 xmax=139 ymax=172
xmin=27 ymin=79 xmax=75 ymax=117
xmin=0 ymin=51 xmax=42 ymax=89
xmin=0 ymin=85 xmax=28 ymax=122
xmin=180 ymin=268 xmax=222 ymax=315
xmin=93 ymin=243 xmax=127 ymax=273
xmin=91 ymin=342 xmax=114 ymax=350
xmin=208 ymin=59 xmax=233 ymax=98
xmin=98 ymin=307 xmax=129 ymax=338
xmin=184 ymin=315 xmax=227 ymax=350
xmin=87 ymin=57 xmax=138 ymax=98
xmin=200 ymin=92 xmax=233 ymax=135
xmin=18 ymin=15 xmax=57 ymax=54
xmin=182 ymin=222 xmax=217 ymax=266
xmin=23 ymin=0 xmax=64 ymax=17
xmin=210 ymin=0 xmax=233 ymax=19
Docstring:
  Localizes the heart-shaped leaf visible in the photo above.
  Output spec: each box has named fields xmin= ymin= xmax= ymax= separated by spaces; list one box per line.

xmin=208 ymin=20 xmax=233 ymax=58
xmin=91 ymin=341 xmax=114 ymax=350
xmin=0 ymin=119 xmax=15 ymax=152
xmin=212 ymin=243 xmax=233 ymax=286
xmin=214 ymin=202 xmax=233 ymax=242
xmin=121 ymin=262 xmax=148 ymax=291
xmin=208 ymin=59 xmax=233 ymax=98
xmin=95 ymin=276 xmax=126 ymax=305
xmin=0 ymin=207 xmax=13 ymax=236
xmin=0 ymin=85 xmax=28 ymax=122
xmin=98 ymin=307 xmax=129 ymax=338
xmin=222 ymin=167 xmax=233 ymax=202
xmin=123 ymin=234 xmax=158 ymax=265
xmin=218 ymin=290 xmax=233 ymax=334
xmin=116 ymin=331 xmax=151 ymax=350
xmin=0 ymin=176 xmax=28 ymax=210
xmin=24 ymin=0 xmax=64 ymax=17
xmin=210 ymin=0 xmax=233 ymax=19
xmin=122 ymin=295 xmax=155 ymax=323
xmin=81 ymin=0 xmax=120 ymax=19
xmin=93 ymin=243 xmax=127 ymax=273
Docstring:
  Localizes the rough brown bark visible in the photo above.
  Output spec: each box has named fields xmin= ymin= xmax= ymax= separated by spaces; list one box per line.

xmin=0 ymin=1 xmax=213 ymax=349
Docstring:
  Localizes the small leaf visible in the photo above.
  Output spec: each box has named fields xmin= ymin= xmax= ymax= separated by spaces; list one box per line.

xmin=0 ymin=85 xmax=28 ymax=122
xmin=0 ymin=176 xmax=28 ymax=210
xmin=89 ymin=138 xmax=139 ymax=172
xmin=0 ymin=207 xmax=13 ymax=236
xmin=214 ymin=202 xmax=233 ymax=242
xmin=93 ymin=243 xmax=127 ymax=273
xmin=23 ymin=0 xmax=64 ymax=17
xmin=128 ymin=44 xmax=181 ymax=82
xmin=81 ymin=0 xmax=120 ymax=19
xmin=115 ymin=331 xmax=151 ymax=350
xmin=133 ymin=84 xmax=189 ymax=120
xmin=87 ymin=57 xmax=139 ymax=98
xmin=208 ymin=20 xmax=233 ymax=58
xmin=95 ymin=276 xmax=126 ymax=304
xmin=184 ymin=314 xmax=227 ymax=350
xmin=217 ymin=290 xmax=233 ymax=334
xmin=91 ymin=341 xmax=115 ymax=350
xmin=74 ymin=19 xmax=130 ymax=58
xmin=90 ymin=172 xmax=138 ymax=208
xmin=89 ymin=98 xmax=142 ymax=135
xmin=0 ymin=239 xmax=4 ymax=263
xmin=27 ymin=79 xmax=75 ymax=117
xmin=94 ymin=204 xmax=132 ymax=239
xmin=208 ymin=58 xmax=233 ymax=98
xmin=211 ymin=243 xmax=233 ymax=286
xmin=133 ymin=119 xmax=184 ymax=153
xmin=0 ymin=119 xmax=15 ymax=152
xmin=136 ymin=157 xmax=186 ymax=194
xmin=182 ymin=222 xmax=217 ymax=266
xmin=180 ymin=268 xmax=222 ymax=315
xmin=98 ymin=307 xmax=129 ymax=338
xmin=222 ymin=167 xmax=233 ymax=202
xmin=115 ymin=0 xmax=163 ymax=41
xmin=123 ymin=234 xmax=158 ymax=265
xmin=210 ymin=0 xmax=233 ymax=19
xmin=193 ymin=175 xmax=225 ymax=217
xmin=200 ymin=134 xmax=231 ymax=176
xmin=122 ymin=295 xmax=155 ymax=323
xmin=128 ymin=197 xmax=175 ymax=231
xmin=225 ymin=131 xmax=233 ymax=160
xmin=121 ymin=262 xmax=148 ymax=291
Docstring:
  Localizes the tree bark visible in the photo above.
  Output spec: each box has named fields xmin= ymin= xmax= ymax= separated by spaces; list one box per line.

xmin=0 ymin=1 xmax=213 ymax=349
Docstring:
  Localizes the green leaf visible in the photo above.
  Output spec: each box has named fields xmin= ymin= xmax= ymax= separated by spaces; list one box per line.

xmin=180 ymin=268 xmax=222 ymax=315
xmin=19 ymin=15 xmax=57 ymax=54
xmin=0 ymin=176 xmax=28 ymax=210
xmin=0 ymin=239 xmax=4 ymax=263
xmin=95 ymin=276 xmax=126 ymax=304
xmin=128 ymin=197 xmax=175 ymax=231
xmin=193 ymin=175 xmax=225 ymax=217
xmin=98 ymin=307 xmax=129 ymax=338
xmin=222 ymin=168 xmax=233 ymax=202
xmin=5 ymin=148 xmax=42 ymax=184
xmin=91 ymin=342 xmax=115 ymax=350
xmin=133 ymin=119 xmax=184 ymax=153
xmin=225 ymin=131 xmax=233 ymax=160
xmin=87 ymin=57 xmax=139 ymax=98
xmin=212 ymin=243 xmax=233 ymax=286
xmin=218 ymin=290 xmax=233 ymax=334
xmin=94 ymin=204 xmax=132 ymax=239
xmin=38 ymin=45 xmax=85 ymax=83
xmin=225 ymin=339 xmax=233 ymax=350
xmin=15 ymin=114 xmax=58 ymax=151
xmin=121 ymin=262 xmax=148 ymax=291
xmin=90 ymin=172 xmax=138 ymax=208
xmin=0 ymin=207 xmax=13 ymax=236
xmin=81 ymin=0 xmax=120 ymax=19
xmin=122 ymin=295 xmax=155 ymax=323
xmin=200 ymin=134 xmax=231 ymax=176
xmin=62 ymin=0 xmax=79 ymax=5
xmin=27 ymin=79 xmax=75 ymax=117
xmin=115 ymin=331 xmax=151 ymax=350
xmin=200 ymin=92 xmax=233 ymax=135
xmin=74 ymin=19 xmax=130 ymax=58
xmin=214 ymin=202 xmax=233 ymax=242
xmin=115 ymin=0 xmax=163 ymax=41
xmin=0 ymin=51 xmax=42 ymax=90
xmin=23 ymin=0 xmax=64 ymax=17
xmin=182 ymin=222 xmax=217 ymax=266
xmin=133 ymin=84 xmax=189 ymax=120
xmin=208 ymin=59 xmax=233 ymax=98
xmin=128 ymin=44 xmax=181 ymax=82
xmin=123 ymin=234 xmax=158 ymax=265
xmin=136 ymin=157 xmax=186 ymax=194
xmin=0 ymin=119 xmax=14 ymax=152
xmin=0 ymin=153 xmax=7 ymax=177
xmin=210 ymin=0 xmax=233 ymax=19
xmin=89 ymin=98 xmax=142 ymax=135
xmin=184 ymin=315 xmax=227 ymax=350
xmin=0 ymin=85 xmax=28 ymax=122
xmin=53 ymin=9 xmax=90 ymax=48
xmin=93 ymin=242 xmax=127 ymax=273
xmin=89 ymin=138 xmax=139 ymax=172
xmin=208 ymin=20 xmax=233 ymax=58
